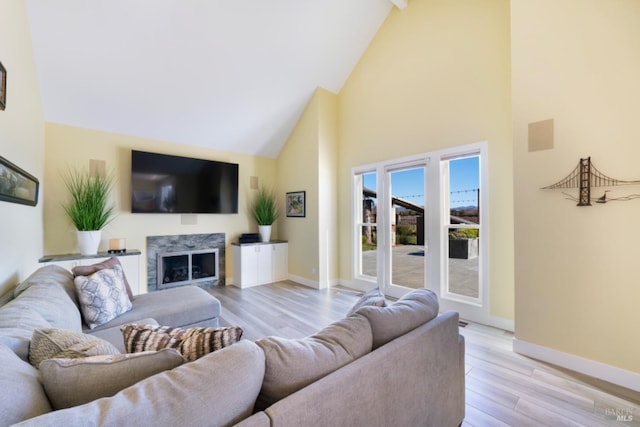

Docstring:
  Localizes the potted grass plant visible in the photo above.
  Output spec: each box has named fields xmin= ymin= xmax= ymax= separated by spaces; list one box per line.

xmin=251 ymin=186 xmax=279 ymax=242
xmin=62 ymin=168 xmax=115 ymax=255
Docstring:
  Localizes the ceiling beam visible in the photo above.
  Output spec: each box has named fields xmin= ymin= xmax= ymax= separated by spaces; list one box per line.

xmin=390 ymin=0 xmax=408 ymax=10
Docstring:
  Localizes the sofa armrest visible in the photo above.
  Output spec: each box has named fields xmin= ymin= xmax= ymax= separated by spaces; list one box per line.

xmin=264 ymin=311 xmax=465 ymax=427
xmin=15 ymin=340 xmax=265 ymax=427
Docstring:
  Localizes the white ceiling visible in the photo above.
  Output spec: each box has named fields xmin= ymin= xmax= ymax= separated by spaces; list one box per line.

xmin=25 ymin=0 xmax=394 ymax=158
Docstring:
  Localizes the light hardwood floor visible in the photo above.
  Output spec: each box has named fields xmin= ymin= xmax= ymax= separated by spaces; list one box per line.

xmin=208 ymin=281 xmax=639 ymax=427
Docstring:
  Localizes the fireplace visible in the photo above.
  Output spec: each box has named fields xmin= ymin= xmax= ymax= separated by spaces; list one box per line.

xmin=157 ymin=249 xmax=218 ymax=289
xmin=147 ymin=233 xmax=225 ymax=292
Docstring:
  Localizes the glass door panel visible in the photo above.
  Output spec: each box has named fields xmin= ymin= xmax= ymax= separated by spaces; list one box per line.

xmin=387 ymin=164 xmax=426 ymax=298
xmin=444 ymin=156 xmax=481 ymax=303
xmin=356 ymin=172 xmax=378 ymax=282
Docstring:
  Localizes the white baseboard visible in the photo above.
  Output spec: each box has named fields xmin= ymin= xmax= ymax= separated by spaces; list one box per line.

xmin=288 ymin=274 xmax=322 ymax=289
xmin=461 ymin=313 xmax=514 ymax=332
xmin=513 ymin=338 xmax=640 ymax=392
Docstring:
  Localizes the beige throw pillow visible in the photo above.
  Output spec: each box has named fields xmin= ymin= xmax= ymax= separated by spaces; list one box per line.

xmin=29 ymin=328 xmax=120 ymax=368
xmin=40 ymin=349 xmax=184 ymax=409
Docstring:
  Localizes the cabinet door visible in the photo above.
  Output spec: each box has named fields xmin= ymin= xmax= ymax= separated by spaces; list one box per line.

xmin=271 ymin=243 xmax=288 ymax=282
xmin=238 ymin=245 xmax=259 ymax=287
xmin=256 ymin=245 xmax=273 ymax=285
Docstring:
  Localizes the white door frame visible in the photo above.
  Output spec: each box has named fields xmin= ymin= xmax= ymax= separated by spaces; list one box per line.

xmin=351 ymin=141 xmax=490 ymax=324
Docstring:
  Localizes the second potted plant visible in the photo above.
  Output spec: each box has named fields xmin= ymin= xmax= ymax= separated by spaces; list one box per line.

xmin=62 ymin=168 xmax=115 ymax=255
xmin=251 ymin=186 xmax=279 ymax=242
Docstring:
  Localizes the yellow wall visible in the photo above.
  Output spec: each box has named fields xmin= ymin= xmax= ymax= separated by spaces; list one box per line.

xmin=276 ymin=88 xmax=338 ymax=289
xmin=276 ymin=90 xmax=320 ymax=285
xmin=43 ymin=123 xmax=276 ymax=292
xmin=337 ymin=0 xmax=514 ymax=321
xmin=0 ymin=1 xmax=45 ymax=296
xmin=512 ymin=0 xmax=640 ymax=373
xmin=317 ymin=90 xmax=339 ymax=286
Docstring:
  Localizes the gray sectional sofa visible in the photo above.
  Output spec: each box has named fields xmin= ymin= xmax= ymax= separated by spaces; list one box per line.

xmin=0 ymin=264 xmax=465 ymax=427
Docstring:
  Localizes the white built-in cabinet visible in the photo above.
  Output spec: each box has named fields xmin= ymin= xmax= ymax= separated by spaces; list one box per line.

xmin=232 ymin=242 xmax=288 ymax=288
xmin=39 ymin=251 xmax=142 ymax=295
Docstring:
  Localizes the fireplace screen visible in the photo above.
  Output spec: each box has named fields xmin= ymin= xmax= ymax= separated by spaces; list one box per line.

xmin=157 ymin=249 xmax=218 ymax=289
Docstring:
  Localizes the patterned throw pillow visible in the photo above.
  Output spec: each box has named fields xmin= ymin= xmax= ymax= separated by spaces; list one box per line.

xmin=121 ymin=324 xmax=184 ymax=353
xmin=121 ymin=324 xmax=243 ymax=362
xmin=347 ymin=287 xmax=387 ymax=316
xmin=29 ymin=328 xmax=120 ymax=368
xmin=74 ymin=265 xmax=133 ymax=329
xmin=72 ymin=257 xmax=135 ymax=301
xmin=179 ymin=326 xmax=243 ymax=362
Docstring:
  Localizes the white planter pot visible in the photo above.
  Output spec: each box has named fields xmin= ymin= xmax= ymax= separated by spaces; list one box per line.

xmin=77 ymin=230 xmax=102 ymax=255
xmin=258 ymin=225 xmax=272 ymax=243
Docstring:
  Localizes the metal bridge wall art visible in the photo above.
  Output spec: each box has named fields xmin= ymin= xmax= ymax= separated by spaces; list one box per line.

xmin=542 ymin=157 xmax=640 ymax=206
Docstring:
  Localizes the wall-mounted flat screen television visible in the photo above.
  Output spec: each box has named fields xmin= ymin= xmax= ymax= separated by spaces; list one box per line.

xmin=131 ymin=150 xmax=239 ymax=214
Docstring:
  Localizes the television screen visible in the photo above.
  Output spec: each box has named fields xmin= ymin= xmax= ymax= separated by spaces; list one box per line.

xmin=131 ymin=150 xmax=239 ymax=214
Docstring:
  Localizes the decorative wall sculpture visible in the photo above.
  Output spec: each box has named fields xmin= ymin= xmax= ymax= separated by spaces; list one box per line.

xmin=542 ymin=157 xmax=640 ymax=206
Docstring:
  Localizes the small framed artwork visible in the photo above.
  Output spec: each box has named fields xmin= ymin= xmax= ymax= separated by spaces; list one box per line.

xmin=0 ymin=156 xmax=39 ymax=206
xmin=0 ymin=61 xmax=5 ymax=111
xmin=286 ymin=191 xmax=306 ymax=217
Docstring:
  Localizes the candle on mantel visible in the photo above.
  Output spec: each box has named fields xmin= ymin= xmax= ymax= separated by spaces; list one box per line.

xmin=109 ymin=238 xmax=126 ymax=252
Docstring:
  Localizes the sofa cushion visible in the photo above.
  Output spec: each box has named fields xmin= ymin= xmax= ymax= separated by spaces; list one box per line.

xmin=0 ymin=344 xmax=52 ymax=425
xmin=357 ymin=288 xmax=439 ymax=349
xmin=10 ymin=282 xmax=82 ymax=333
xmin=346 ymin=287 xmax=386 ymax=316
xmin=40 ymin=349 xmax=184 ymax=409
xmin=72 ymin=257 xmax=135 ymax=301
xmin=29 ymin=328 xmax=120 ymax=368
xmin=14 ymin=265 xmax=78 ymax=307
xmin=0 ymin=304 xmax=52 ymax=361
xmin=86 ymin=285 xmax=221 ymax=333
xmin=121 ymin=323 xmax=243 ymax=362
xmin=254 ymin=313 xmax=372 ymax=410
xmin=16 ymin=340 xmax=266 ymax=427
xmin=74 ymin=265 xmax=133 ymax=329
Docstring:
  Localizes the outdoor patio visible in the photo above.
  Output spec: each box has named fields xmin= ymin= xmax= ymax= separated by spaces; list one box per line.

xmin=361 ymin=244 xmax=479 ymax=298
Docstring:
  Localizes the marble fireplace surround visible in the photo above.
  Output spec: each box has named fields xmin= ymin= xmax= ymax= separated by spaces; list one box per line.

xmin=147 ymin=233 xmax=225 ymax=292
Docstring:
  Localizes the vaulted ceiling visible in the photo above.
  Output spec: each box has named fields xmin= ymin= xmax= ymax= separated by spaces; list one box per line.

xmin=25 ymin=0 xmax=397 ymax=158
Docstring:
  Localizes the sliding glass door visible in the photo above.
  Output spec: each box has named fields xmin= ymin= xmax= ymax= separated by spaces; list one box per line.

xmin=352 ymin=142 xmax=488 ymax=322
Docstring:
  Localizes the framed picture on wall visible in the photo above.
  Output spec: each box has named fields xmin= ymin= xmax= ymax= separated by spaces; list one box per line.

xmin=286 ymin=191 xmax=305 ymax=217
xmin=0 ymin=61 xmax=6 ymax=111
xmin=0 ymin=156 xmax=40 ymax=206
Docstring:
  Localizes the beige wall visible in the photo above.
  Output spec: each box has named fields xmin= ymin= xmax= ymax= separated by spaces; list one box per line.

xmin=512 ymin=0 xmax=640 ymax=373
xmin=317 ymin=90 xmax=339 ymax=286
xmin=43 ymin=123 xmax=276 ymax=292
xmin=276 ymin=88 xmax=338 ymax=289
xmin=276 ymin=90 xmax=320 ymax=286
xmin=337 ymin=0 xmax=514 ymax=321
xmin=0 ymin=1 xmax=45 ymax=296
